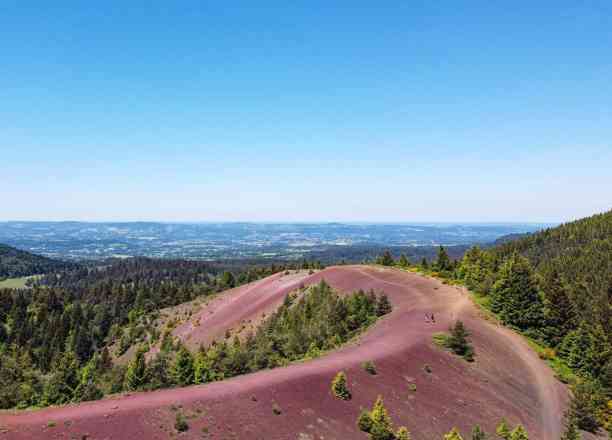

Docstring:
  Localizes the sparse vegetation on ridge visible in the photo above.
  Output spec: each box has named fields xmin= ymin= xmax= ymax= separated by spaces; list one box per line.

xmin=377 ymin=209 xmax=612 ymax=434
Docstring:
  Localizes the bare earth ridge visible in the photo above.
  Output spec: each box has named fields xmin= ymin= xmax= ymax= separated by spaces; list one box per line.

xmin=0 ymin=265 xmax=567 ymax=439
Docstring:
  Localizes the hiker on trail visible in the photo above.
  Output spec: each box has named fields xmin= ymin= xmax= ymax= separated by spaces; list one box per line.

xmin=431 ymin=313 xmax=435 ymax=323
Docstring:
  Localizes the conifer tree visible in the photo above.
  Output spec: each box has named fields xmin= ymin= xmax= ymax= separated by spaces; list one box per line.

xmin=490 ymin=254 xmax=543 ymax=330
xmin=447 ymin=320 xmax=474 ymax=361
xmin=420 ymin=257 xmax=429 ymax=270
xmin=380 ymin=251 xmax=394 ymax=267
xmin=172 ymin=345 xmax=195 ymax=386
xmin=396 ymin=426 xmax=411 ymax=440
xmin=496 ymin=419 xmax=511 ymax=440
xmin=331 ymin=371 xmax=351 ymax=400
xmin=509 ymin=425 xmax=528 ymax=440
xmin=398 ymin=254 xmax=410 ymax=268
xmin=357 ymin=409 xmax=373 ymax=433
xmin=540 ymin=266 xmax=576 ymax=345
xmin=124 ymin=347 xmax=147 ymax=391
xmin=435 ymin=246 xmax=452 ymax=272
xmin=369 ymin=395 xmax=394 ymax=440
xmin=471 ymin=425 xmax=487 ymax=440
xmin=444 ymin=428 xmax=464 ymax=440
xmin=376 ymin=294 xmax=393 ymax=317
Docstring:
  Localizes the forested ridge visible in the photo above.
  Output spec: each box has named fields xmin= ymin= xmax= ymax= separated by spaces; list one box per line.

xmin=0 ymin=243 xmax=75 ymax=279
xmin=0 ymin=257 xmax=310 ymax=409
xmin=379 ymin=209 xmax=611 ymax=435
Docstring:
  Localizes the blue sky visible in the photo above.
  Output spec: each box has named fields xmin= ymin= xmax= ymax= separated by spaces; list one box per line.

xmin=2 ymin=2 xmax=611 ymax=222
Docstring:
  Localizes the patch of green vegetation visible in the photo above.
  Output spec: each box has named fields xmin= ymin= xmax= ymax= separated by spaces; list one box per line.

xmin=331 ymin=371 xmax=351 ymax=400
xmin=362 ymin=361 xmax=377 ymax=375
xmin=0 ymin=276 xmax=31 ymax=289
xmin=408 ymin=383 xmax=417 ymax=392
xmin=525 ymin=337 xmax=576 ymax=384
xmin=432 ymin=332 xmax=449 ymax=347
xmin=174 ymin=412 xmax=189 ymax=432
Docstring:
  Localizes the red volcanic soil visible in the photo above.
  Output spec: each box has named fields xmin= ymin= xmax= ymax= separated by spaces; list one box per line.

xmin=0 ymin=266 xmax=568 ymax=440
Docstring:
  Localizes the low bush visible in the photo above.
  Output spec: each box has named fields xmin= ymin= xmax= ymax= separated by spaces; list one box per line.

xmin=362 ymin=361 xmax=377 ymax=375
xmin=174 ymin=413 xmax=189 ymax=432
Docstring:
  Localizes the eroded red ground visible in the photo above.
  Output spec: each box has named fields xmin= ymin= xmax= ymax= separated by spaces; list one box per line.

xmin=0 ymin=266 xmax=567 ymax=440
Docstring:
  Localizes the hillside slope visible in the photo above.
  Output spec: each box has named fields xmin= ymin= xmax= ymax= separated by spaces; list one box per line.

xmin=0 ymin=243 xmax=74 ymax=279
xmin=0 ymin=266 xmax=567 ymax=439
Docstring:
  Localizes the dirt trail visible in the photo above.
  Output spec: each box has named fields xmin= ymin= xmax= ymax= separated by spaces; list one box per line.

xmin=0 ymin=266 xmax=567 ymax=440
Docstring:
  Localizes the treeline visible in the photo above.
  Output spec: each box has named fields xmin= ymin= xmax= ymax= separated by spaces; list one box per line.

xmin=123 ymin=281 xmax=390 ymax=392
xmin=0 ymin=243 xmax=76 ymax=279
xmin=0 ymin=257 xmax=299 ymax=409
xmin=378 ymin=209 xmax=612 ymax=434
xmin=0 ymin=281 xmax=389 ymax=408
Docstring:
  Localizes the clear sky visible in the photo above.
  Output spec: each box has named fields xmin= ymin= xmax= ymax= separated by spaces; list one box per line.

xmin=2 ymin=2 xmax=611 ymax=223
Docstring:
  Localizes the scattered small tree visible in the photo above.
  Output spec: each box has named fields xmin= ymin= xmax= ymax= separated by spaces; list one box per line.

xmin=369 ymin=396 xmax=394 ymax=440
xmin=331 ymin=371 xmax=351 ymax=400
xmin=358 ymin=409 xmax=374 ymax=433
xmin=174 ymin=412 xmax=189 ymax=432
xmin=435 ymin=246 xmax=452 ymax=272
xmin=124 ymin=347 xmax=147 ymax=391
xmin=447 ymin=321 xmax=474 ymax=361
xmin=496 ymin=419 xmax=511 ymax=440
xmin=398 ymin=254 xmax=410 ymax=268
xmin=509 ymin=424 xmax=528 ymax=440
xmin=396 ymin=426 xmax=411 ymax=440
xmin=471 ymin=425 xmax=487 ymax=440
xmin=380 ymin=251 xmax=395 ymax=266
xmin=376 ymin=295 xmax=393 ymax=317
xmin=363 ymin=361 xmax=377 ymax=375
xmin=444 ymin=428 xmax=464 ymax=440
xmin=172 ymin=345 xmax=195 ymax=386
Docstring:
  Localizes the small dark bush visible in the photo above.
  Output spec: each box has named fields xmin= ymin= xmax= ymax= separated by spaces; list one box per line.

xmin=175 ymin=413 xmax=189 ymax=432
xmin=362 ymin=361 xmax=377 ymax=375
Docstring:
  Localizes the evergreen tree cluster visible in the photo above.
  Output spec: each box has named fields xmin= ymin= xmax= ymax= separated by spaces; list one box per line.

xmin=377 ymin=246 xmax=457 ymax=276
xmin=0 ymin=243 xmax=76 ymax=279
xmin=116 ymin=281 xmax=388 ymax=399
xmin=455 ymin=209 xmax=612 ymax=433
xmin=0 ymin=257 xmax=295 ymax=409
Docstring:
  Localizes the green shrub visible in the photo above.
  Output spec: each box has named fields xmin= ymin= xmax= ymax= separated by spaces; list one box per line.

xmin=447 ymin=321 xmax=474 ymax=361
xmin=362 ymin=361 xmax=377 ymax=375
xmin=331 ymin=371 xmax=351 ymax=400
xmin=396 ymin=426 xmax=411 ymax=440
xmin=357 ymin=409 xmax=373 ymax=433
xmin=174 ymin=413 xmax=189 ymax=432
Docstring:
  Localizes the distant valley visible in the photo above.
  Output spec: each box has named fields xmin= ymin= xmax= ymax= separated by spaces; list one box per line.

xmin=0 ymin=221 xmax=547 ymax=261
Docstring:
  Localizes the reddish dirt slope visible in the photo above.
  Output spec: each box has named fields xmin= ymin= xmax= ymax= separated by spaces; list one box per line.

xmin=0 ymin=266 xmax=567 ymax=440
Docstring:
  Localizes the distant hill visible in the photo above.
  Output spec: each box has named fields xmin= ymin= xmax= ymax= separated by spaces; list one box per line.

xmin=494 ymin=209 xmax=612 ymax=266
xmin=492 ymin=232 xmax=531 ymax=245
xmin=0 ymin=243 xmax=75 ymax=279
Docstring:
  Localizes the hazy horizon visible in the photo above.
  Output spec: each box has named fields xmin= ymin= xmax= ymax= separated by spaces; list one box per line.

xmin=0 ymin=219 xmax=558 ymax=226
